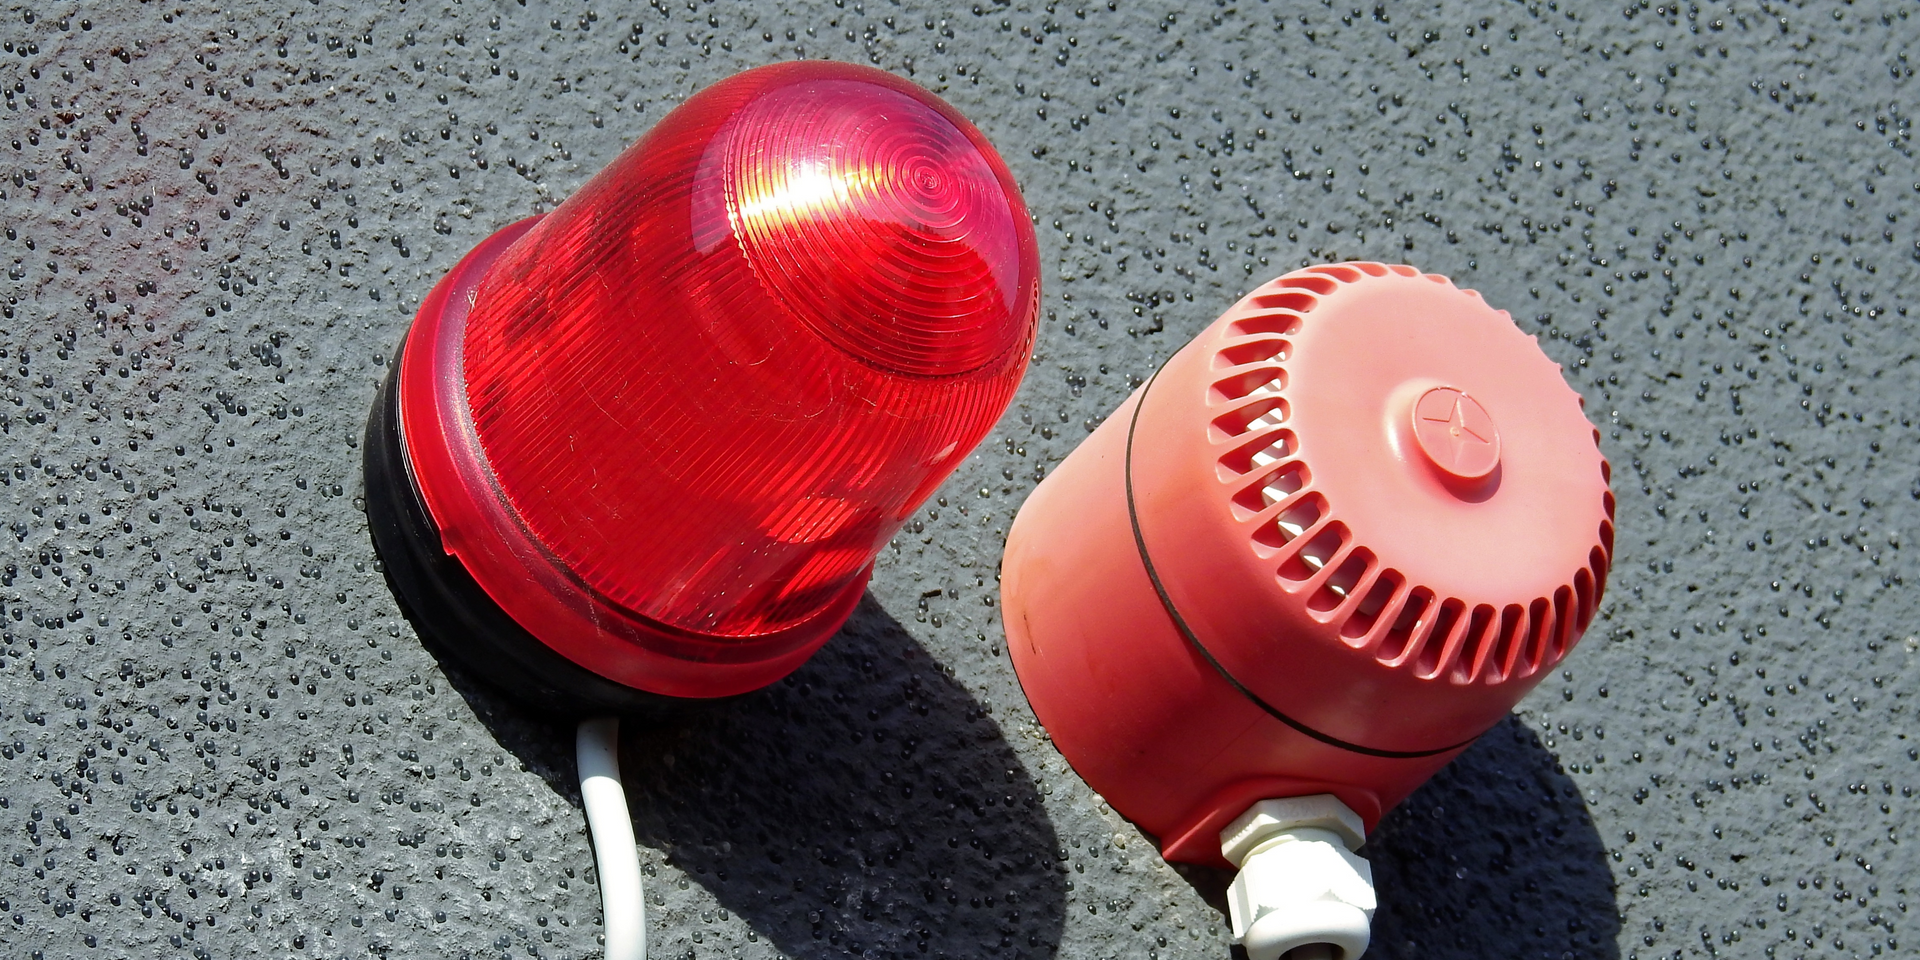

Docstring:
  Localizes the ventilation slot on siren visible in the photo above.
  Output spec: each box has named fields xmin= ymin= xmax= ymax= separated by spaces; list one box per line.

xmin=1212 ymin=369 xmax=1287 ymax=404
xmin=1252 ymin=493 xmax=1324 ymax=554
xmin=1214 ymin=337 xmax=1291 ymax=368
xmin=1306 ymin=264 xmax=1367 ymax=283
xmin=1211 ymin=395 xmax=1289 ymax=442
xmin=1230 ymin=298 xmax=1311 ymax=335
xmin=1218 ymin=429 xmax=1295 ymax=480
xmin=1524 ymin=597 xmax=1553 ymax=673
xmin=1230 ymin=460 xmax=1306 ymax=519
xmin=1549 ymin=585 xmax=1576 ymax=662
xmin=1275 ymin=496 xmax=1323 ymax=538
xmin=1449 ymin=604 xmax=1498 ymax=683
xmin=1573 ymin=567 xmax=1597 ymax=634
xmin=1260 ymin=463 xmax=1306 ymax=503
xmin=1243 ymin=404 xmax=1290 ymax=440
xmin=1277 ymin=274 xmax=1338 ymax=295
xmin=1308 ymin=549 xmax=1373 ymax=614
xmin=1488 ymin=604 xmax=1526 ymax=681
xmin=1278 ymin=525 xmax=1344 ymax=583
xmin=1377 ymin=588 xmax=1435 ymax=664
xmin=1413 ymin=598 xmax=1466 ymax=678
xmin=1339 ymin=571 xmax=1402 ymax=646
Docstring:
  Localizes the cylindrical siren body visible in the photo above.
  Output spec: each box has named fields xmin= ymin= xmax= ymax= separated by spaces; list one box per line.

xmin=1002 ymin=263 xmax=1613 ymax=867
xmin=366 ymin=62 xmax=1039 ymax=712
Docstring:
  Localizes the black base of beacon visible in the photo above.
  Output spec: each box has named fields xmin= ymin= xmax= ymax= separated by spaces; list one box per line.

xmin=363 ymin=361 xmax=694 ymax=718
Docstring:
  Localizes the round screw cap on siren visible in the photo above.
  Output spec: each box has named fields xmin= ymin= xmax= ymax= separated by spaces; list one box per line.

xmin=363 ymin=61 xmax=1041 ymax=714
xmin=1000 ymin=262 xmax=1614 ymax=868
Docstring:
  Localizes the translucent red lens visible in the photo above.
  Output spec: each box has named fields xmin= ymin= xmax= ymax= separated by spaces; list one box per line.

xmin=717 ymin=77 xmax=1030 ymax=376
xmin=436 ymin=63 xmax=1037 ymax=671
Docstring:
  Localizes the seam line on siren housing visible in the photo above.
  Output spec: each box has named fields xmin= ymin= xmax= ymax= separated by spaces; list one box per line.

xmin=1122 ymin=367 xmax=1484 ymax=761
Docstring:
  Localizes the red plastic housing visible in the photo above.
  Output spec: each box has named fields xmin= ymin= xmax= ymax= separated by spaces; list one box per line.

xmin=399 ymin=62 xmax=1039 ymax=699
xmin=1001 ymin=264 xmax=1613 ymax=867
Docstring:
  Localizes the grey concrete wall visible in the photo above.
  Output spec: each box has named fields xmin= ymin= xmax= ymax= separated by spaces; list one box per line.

xmin=0 ymin=0 xmax=1913 ymax=958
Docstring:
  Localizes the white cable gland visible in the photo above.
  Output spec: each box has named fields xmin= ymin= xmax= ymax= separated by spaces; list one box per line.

xmin=1220 ymin=795 xmax=1376 ymax=960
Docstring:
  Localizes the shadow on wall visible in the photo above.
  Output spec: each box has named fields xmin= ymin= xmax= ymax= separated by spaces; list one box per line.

xmin=422 ymin=594 xmax=1067 ymax=960
xmin=1365 ymin=716 xmax=1621 ymax=960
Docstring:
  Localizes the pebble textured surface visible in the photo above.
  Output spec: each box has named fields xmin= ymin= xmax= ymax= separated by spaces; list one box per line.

xmin=0 ymin=1 xmax=1915 ymax=958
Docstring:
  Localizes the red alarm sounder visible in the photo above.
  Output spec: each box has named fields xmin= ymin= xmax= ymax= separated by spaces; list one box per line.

xmin=365 ymin=62 xmax=1040 ymax=714
xmin=1001 ymin=263 xmax=1613 ymax=960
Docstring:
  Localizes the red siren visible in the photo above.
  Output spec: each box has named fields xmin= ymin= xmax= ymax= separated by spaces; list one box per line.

xmin=1001 ymin=264 xmax=1614 ymax=959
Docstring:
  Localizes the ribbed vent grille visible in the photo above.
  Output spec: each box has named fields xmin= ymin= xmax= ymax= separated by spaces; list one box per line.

xmin=1209 ymin=263 xmax=1616 ymax=684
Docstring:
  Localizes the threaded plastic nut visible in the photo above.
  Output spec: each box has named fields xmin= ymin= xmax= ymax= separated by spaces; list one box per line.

xmin=1222 ymin=796 xmax=1376 ymax=960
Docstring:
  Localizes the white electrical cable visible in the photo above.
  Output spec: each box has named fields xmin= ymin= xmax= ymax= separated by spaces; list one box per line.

xmin=577 ymin=718 xmax=646 ymax=960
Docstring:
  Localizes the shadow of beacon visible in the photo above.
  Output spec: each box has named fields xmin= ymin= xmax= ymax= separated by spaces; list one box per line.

xmin=616 ymin=594 xmax=1067 ymax=959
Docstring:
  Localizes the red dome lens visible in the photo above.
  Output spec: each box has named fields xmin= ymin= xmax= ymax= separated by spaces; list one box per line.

xmin=716 ymin=77 xmax=1030 ymax=376
xmin=388 ymin=63 xmax=1039 ymax=700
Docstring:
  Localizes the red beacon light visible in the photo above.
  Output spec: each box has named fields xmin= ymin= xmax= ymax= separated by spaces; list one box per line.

xmin=364 ymin=62 xmax=1039 ymax=713
xmin=1001 ymin=264 xmax=1613 ymax=960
